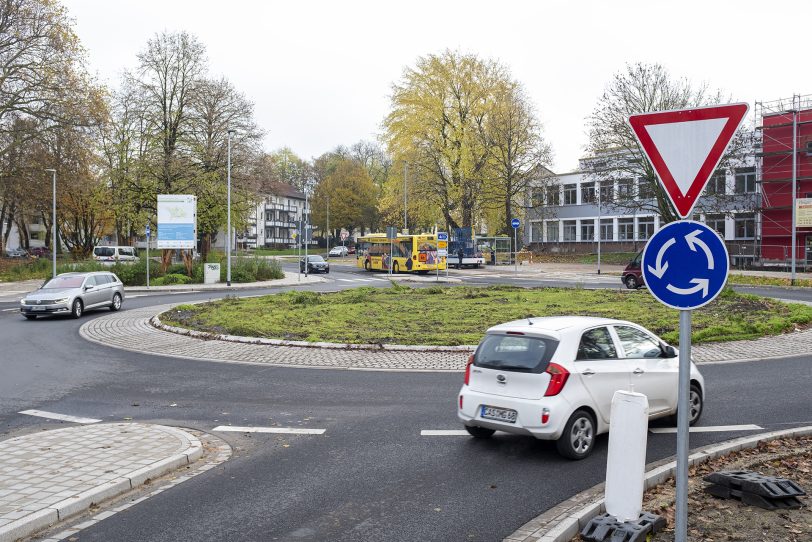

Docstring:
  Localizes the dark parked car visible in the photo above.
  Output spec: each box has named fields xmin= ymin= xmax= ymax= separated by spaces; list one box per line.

xmin=347 ymin=246 xmax=356 ymax=255
xmin=622 ymin=251 xmax=644 ymax=289
xmin=300 ymin=255 xmax=330 ymax=274
xmin=28 ymin=247 xmax=50 ymax=258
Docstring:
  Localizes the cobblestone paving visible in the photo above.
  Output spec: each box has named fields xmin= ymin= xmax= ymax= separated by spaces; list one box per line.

xmin=80 ymin=305 xmax=812 ymax=370
xmin=0 ymin=423 xmax=200 ymax=536
xmin=81 ymin=305 xmax=468 ymax=371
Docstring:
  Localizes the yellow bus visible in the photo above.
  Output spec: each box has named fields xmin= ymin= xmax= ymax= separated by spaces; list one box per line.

xmin=356 ymin=233 xmax=447 ymax=273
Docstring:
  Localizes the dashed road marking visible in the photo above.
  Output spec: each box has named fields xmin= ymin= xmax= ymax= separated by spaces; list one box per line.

xmin=212 ymin=426 xmax=326 ymax=435
xmin=2 ymin=308 xmax=19 ymax=312
xmin=20 ymin=409 xmax=102 ymax=424
xmin=421 ymin=430 xmax=469 ymax=436
xmin=650 ymin=424 xmax=762 ymax=434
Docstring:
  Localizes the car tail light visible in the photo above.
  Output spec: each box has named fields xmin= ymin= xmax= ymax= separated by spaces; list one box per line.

xmin=544 ymin=363 xmax=570 ymax=396
xmin=463 ymin=354 xmax=474 ymax=385
xmin=541 ymin=408 xmax=550 ymax=424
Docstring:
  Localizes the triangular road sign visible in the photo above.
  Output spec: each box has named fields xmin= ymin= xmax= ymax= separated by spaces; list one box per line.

xmin=629 ymin=103 xmax=749 ymax=218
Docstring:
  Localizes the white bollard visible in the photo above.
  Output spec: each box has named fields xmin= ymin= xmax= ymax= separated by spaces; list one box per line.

xmin=604 ymin=390 xmax=649 ymax=522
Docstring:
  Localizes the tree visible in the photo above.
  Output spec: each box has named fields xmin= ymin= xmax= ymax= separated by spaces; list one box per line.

xmin=482 ymin=82 xmax=553 ymax=241
xmin=252 ymin=147 xmax=311 ymax=192
xmin=0 ymin=0 xmax=98 ymax=252
xmin=383 ymin=50 xmax=508 ymax=230
xmin=310 ymin=159 xmax=377 ymax=236
xmin=585 ymin=62 xmax=750 ymax=223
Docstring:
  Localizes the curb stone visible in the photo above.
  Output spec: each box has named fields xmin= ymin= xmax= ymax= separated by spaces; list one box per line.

xmin=0 ymin=424 xmax=204 ymax=542
xmin=505 ymin=425 xmax=812 ymax=542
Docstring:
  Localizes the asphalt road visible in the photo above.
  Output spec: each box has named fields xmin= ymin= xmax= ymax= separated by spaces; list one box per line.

xmin=1 ymin=263 xmax=811 ymax=541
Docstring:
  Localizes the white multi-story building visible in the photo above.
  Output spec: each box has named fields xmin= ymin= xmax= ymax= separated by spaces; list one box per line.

xmin=525 ymin=156 xmax=760 ymax=265
xmin=236 ymin=181 xmax=312 ymax=249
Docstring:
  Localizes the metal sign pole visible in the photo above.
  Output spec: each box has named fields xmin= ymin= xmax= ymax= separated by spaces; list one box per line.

xmin=514 ymin=228 xmax=518 ymax=274
xmin=675 ymin=309 xmax=692 ymax=542
xmin=146 ymin=226 xmax=151 ymax=289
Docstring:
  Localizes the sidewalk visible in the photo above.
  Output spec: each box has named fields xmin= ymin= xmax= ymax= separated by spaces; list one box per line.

xmin=0 ymin=423 xmax=212 ymax=542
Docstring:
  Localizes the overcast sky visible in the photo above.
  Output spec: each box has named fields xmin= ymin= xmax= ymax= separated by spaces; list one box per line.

xmin=64 ymin=0 xmax=808 ymax=173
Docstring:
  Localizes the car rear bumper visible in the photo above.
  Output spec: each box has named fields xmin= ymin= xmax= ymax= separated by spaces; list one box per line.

xmin=457 ymin=386 xmax=572 ymax=440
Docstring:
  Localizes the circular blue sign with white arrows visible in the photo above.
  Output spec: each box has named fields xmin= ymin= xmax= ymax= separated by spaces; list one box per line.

xmin=511 ymin=218 xmax=520 ymax=229
xmin=641 ymin=220 xmax=729 ymax=310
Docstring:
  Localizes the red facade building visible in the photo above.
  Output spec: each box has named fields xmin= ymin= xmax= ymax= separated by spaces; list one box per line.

xmin=759 ymin=97 xmax=812 ymax=263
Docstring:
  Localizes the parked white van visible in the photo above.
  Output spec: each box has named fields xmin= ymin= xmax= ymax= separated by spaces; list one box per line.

xmin=93 ymin=246 xmax=138 ymax=263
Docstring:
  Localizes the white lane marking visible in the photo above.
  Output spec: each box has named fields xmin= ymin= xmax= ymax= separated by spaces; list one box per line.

xmin=2 ymin=308 xmax=20 ymax=312
xmin=20 ymin=409 xmax=102 ymax=424
xmin=212 ymin=426 xmax=325 ymax=435
xmin=421 ymin=430 xmax=469 ymax=436
xmin=650 ymin=424 xmax=763 ymax=434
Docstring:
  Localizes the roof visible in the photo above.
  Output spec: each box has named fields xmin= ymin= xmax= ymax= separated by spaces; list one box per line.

xmin=487 ymin=316 xmax=625 ymax=337
xmin=265 ymin=181 xmax=305 ymax=200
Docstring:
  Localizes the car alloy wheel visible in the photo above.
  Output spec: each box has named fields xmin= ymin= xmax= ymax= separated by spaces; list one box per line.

xmin=688 ymin=384 xmax=703 ymax=425
xmin=625 ymin=275 xmax=638 ymax=289
xmin=111 ymin=293 xmax=122 ymax=311
xmin=556 ymin=410 xmax=595 ymax=460
xmin=71 ymin=299 xmax=83 ymax=318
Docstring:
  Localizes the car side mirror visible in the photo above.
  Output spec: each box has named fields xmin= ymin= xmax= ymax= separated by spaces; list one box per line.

xmin=661 ymin=344 xmax=677 ymax=358
xmin=84 ymin=285 xmax=94 ymax=291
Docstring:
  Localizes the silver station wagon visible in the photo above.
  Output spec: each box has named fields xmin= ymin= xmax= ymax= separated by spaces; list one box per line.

xmin=20 ymin=272 xmax=125 ymax=319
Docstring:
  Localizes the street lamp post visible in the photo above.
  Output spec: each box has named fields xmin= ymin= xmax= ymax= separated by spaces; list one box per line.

xmin=45 ymin=169 xmax=57 ymax=279
xmin=227 ymin=129 xmax=234 ymax=286
xmin=404 ymin=162 xmax=408 ymax=232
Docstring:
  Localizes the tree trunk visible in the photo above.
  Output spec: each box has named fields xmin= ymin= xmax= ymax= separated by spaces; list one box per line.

xmin=182 ymin=250 xmax=194 ymax=276
xmin=161 ymin=249 xmax=172 ymax=273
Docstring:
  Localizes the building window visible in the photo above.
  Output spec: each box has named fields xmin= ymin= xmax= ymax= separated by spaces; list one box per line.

xmin=617 ymin=178 xmax=634 ymax=200
xmin=599 ymin=180 xmax=613 ymax=204
xmin=546 ymin=185 xmax=560 ymax=206
xmin=618 ymin=218 xmax=634 ymax=241
xmin=563 ymin=184 xmax=577 ymax=205
xmin=563 ymin=220 xmax=577 ymax=241
xmin=546 ymin=221 xmax=559 ymax=242
xmin=581 ymin=220 xmax=595 ymax=242
xmin=531 ymin=188 xmax=544 ymax=208
xmin=581 ymin=182 xmax=596 ymax=204
xmin=600 ymin=219 xmax=613 ymax=241
xmin=734 ymin=213 xmax=755 ymax=239
xmin=705 ymin=172 xmax=726 ymax=195
xmin=531 ymin=221 xmax=543 ymax=242
xmin=638 ymin=179 xmax=655 ymax=199
xmin=638 ymin=217 xmax=655 ymax=240
xmin=734 ymin=168 xmax=756 ymax=194
xmin=705 ymin=213 xmax=726 ymax=236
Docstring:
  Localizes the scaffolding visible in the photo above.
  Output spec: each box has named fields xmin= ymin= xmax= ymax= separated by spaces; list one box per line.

xmin=754 ymin=94 xmax=812 ymax=278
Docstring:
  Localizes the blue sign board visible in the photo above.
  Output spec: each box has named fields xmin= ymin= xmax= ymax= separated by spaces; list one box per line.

xmin=145 ymin=224 xmax=151 ymax=237
xmin=437 ymin=232 xmax=448 ymax=241
xmin=511 ymin=218 xmax=520 ymax=229
xmin=642 ymin=220 xmax=729 ymax=310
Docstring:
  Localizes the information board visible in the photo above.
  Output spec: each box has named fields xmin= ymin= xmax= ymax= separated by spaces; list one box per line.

xmin=157 ymin=195 xmax=197 ymax=249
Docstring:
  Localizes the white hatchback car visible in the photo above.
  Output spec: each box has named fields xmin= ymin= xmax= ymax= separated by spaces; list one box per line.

xmin=458 ymin=316 xmax=705 ymax=460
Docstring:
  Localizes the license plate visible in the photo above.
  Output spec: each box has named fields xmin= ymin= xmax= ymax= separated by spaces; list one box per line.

xmin=32 ymin=306 xmax=45 ymax=311
xmin=480 ymin=405 xmax=517 ymax=423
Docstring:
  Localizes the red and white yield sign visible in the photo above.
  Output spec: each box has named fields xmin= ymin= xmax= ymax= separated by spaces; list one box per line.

xmin=629 ymin=103 xmax=749 ymax=218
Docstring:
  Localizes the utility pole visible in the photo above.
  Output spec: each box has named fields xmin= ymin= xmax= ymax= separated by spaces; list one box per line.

xmin=404 ymin=162 xmax=408 ymax=232
xmin=44 ymin=169 xmax=57 ymax=279
xmin=304 ymin=187 xmax=309 ymax=277
xmin=791 ymin=95 xmax=798 ymax=285
xmin=227 ymin=129 xmax=234 ymax=286
xmin=326 ymin=196 xmax=330 ymax=253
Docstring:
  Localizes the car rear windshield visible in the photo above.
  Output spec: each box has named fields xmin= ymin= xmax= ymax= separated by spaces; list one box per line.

xmin=474 ymin=334 xmax=559 ymax=373
xmin=43 ymin=276 xmax=84 ymax=289
xmin=94 ymin=247 xmax=114 ymax=257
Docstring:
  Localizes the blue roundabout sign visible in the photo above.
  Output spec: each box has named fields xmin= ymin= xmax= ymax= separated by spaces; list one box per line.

xmin=641 ymin=220 xmax=729 ymax=310
xmin=511 ymin=218 xmax=520 ymax=229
